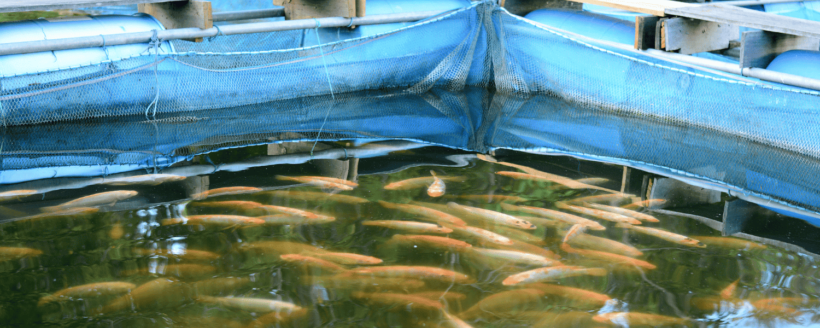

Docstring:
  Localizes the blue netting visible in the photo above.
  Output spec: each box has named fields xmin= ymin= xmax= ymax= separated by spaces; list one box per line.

xmin=1 ymin=2 xmax=819 ymax=219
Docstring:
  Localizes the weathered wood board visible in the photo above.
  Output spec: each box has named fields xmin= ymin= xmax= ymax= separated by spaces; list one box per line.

xmin=139 ymin=1 xmax=212 ymax=42
xmin=740 ymin=30 xmax=820 ymax=68
xmin=567 ymin=0 xmax=694 ymax=16
xmin=662 ymin=17 xmax=737 ymax=54
xmin=0 ymin=0 xmax=178 ymax=13
xmin=666 ymin=4 xmax=820 ymax=39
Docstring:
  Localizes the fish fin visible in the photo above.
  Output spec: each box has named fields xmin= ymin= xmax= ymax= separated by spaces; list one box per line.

xmin=430 ymin=170 xmax=437 ymax=177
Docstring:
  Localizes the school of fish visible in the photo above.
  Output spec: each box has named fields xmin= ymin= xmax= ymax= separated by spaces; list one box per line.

xmin=0 ymin=155 xmax=810 ymax=328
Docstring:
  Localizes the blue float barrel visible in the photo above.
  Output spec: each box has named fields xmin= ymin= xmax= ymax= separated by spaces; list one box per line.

xmin=766 ymin=50 xmax=820 ymax=80
xmin=524 ymin=9 xmax=636 ymax=45
xmin=0 ymin=14 xmax=173 ymax=77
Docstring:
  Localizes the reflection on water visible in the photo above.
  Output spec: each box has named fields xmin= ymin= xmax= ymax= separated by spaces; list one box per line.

xmin=0 ymin=141 xmax=818 ymax=327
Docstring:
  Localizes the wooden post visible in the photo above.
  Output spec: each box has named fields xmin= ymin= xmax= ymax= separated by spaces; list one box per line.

xmin=739 ymin=30 xmax=820 ymax=68
xmin=139 ymin=0 xmax=212 ymax=42
xmin=634 ymin=16 xmax=659 ymax=50
xmin=356 ymin=0 xmax=366 ymax=17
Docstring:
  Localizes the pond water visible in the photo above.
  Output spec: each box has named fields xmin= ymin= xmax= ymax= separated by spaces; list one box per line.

xmin=0 ymin=140 xmax=818 ymax=327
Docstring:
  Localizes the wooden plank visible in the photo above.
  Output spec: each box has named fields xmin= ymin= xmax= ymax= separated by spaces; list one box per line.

xmin=355 ymin=0 xmax=366 ymax=17
xmin=274 ymin=0 xmax=356 ymax=20
xmin=566 ymin=0 xmax=694 ymax=16
xmin=635 ymin=16 xmax=659 ymax=50
xmin=0 ymin=0 xmax=179 ymax=13
xmin=666 ymin=4 xmax=820 ymax=39
xmin=139 ymin=1 xmax=212 ymax=42
xmin=662 ymin=17 xmax=737 ymax=54
xmin=740 ymin=30 xmax=820 ymax=68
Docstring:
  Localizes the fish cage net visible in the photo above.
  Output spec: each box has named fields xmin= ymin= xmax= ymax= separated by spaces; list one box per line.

xmin=0 ymin=2 xmax=819 ymax=217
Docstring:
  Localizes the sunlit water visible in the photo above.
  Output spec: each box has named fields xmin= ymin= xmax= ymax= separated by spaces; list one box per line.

xmin=0 ymin=142 xmax=817 ymax=327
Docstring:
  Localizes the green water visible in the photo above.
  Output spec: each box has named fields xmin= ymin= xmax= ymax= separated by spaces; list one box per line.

xmin=0 ymin=142 xmax=817 ymax=327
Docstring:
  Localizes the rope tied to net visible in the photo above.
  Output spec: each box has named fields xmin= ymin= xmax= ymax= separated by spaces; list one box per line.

xmin=99 ymin=34 xmax=111 ymax=60
xmin=208 ymin=25 xmax=225 ymax=42
xmin=310 ymin=18 xmax=337 ymax=159
xmin=144 ymin=29 xmax=162 ymax=120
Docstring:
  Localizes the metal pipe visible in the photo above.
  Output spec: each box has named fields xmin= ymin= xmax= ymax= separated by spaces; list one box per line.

xmin=716 ymin=0 xmax=819 ymax=6
xmin=540 ymin=23 xmax=820 ymax=91
xmin=212 ymin=8 xmax=285 ymax=22
xmin=0 ymin=11 xmax=442 ymax=56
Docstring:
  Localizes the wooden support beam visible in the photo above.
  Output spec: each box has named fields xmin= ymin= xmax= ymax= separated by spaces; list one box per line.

xmin=0 ymin=0 xmax=180 ymax=13
xmin=660 ymin=17 xmax=737 ymax=54
xmin=666 ymin=4 xmax=820 ymax=39
xmin=635 ymin=16 xmax=659 ymax=50
xmin=273 ymin=0 xmax=357 ymax=20
xmin=740 ymin=30 xmax=820 ymax=68
xmin=722 ymin=198 xmax=758 ymax=236
xmin=139 ymin=1 xmax=212 ymax=42
xmin=566 ymin=0 xmax=695 ymax=16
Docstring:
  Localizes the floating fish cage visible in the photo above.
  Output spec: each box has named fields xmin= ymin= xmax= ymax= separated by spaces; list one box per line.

xmin=0 ymin=0 xmax=820 ymax=326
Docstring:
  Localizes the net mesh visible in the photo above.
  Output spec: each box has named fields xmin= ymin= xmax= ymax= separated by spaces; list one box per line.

xmin=1 ymin=2 xmax=820 ymax=217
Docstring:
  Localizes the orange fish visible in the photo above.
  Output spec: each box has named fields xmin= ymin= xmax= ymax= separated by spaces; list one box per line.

xmin=388 ymin=234 xmax=473 ymax=252
xmin=351 ymin=292 xmax=444 ymax=313
xmin=189 ymin=200 xmax=266 ymax=214
xmin=500 ymin=203 xmax=605 ymax=230
xmin=562 ymin=224 xmax=587 ymax=244
xmin=196 ymin=295 xmax=302 ymax=313
xmin=442 ymin=194 xmax=528 ymax=203
xmin=480 ymin=238 xmax=559 ymax=260
xmin=566 ymin=193 xmax=637 ymax=205
xmin=378 ymin=201 xmax=466 ymax=226
xmin=592 ymin=312 xmax=689 ymax=326
xmin=361 ymin=220 xmax=453 ymax=234
xmin=480 ymin=223 xmax=546 ymax=245
xmin=621 ymin=199 xmax=667 ymax=210
xmin=691 ymin=236 xmax=767 ymax=250
xmin=132 ymin=248 xmax=220 ymax=261
xmin=469 ymin=248 xmax=560 ymax=267
xmin=616 ymin=223 xmax=705 ymax=248
xmin=101 ymin=174 xmax=186 ymax=186
xmin=720 ymin=279 xmax=740 ymax=299
xmin=161 ymin=215 xmax=264 ymax=226
xmin=259 ymin=205 xmax=333 ymax=220
xmin=191 ymin=186 xmax=261 ymax=200
xmin=384 ymin=176 xmax=466 ymax=190
xmin=448 ymin=202 xmax=536 ymax=230
xmin=427 ymin=171 xmax=446 ymax=197
xmin=0 ymin=189 xmax=38 ymax=202
xmin=0 ymin=246 xmax=43 ymax=262
xmin=495 ymin=171 xmax=613 ymax=191
xmin=459 ymin=288 xmax=547 ymax=320
xmin=556 ymin=202 xmax=642 ymax=225
xmin=302 ymin=251 xmax=383 ymax=265
xmin=279 ymin=254 xmax=346 ymax=274
xmin=567 ymin=233 xmax=643 ymax=257
xmin=276 ymin=176 xmax=354 ymax=190
xmin=301 ymin=276 xmax=426 ymax=293
xmin=502 ymin=265 xmax=606 ymax=286
xmin=15 ymin=207 xmax=99 ymax=224
xmin=38 ymin=281 xmax=136 ymax=306
xmin=257 ymin=214 xmax=335 ymax=225
xmin=239 ymin=241 xmax=324 ymax=255
xmin=109 ymin=223 xmax=124 ymax=240
xmin=42 ymin=190 xmax=138 ymax=212
xmin=246 ymin=308 xmax=308 ymax=328
xmin=525 ymin=283 xmax=612 ymax=307
xmin=97 ymin=278 xmax=190 ymax=315
xmin=266 ymin=190 xmax=369 ymax=204
xmin=345 ymin=265 xmax=472 ymax=284
xmin=560 ymin=243 xmax=656 ymax=270
xmin=582 ymin=202 xmax=660 ymax=223
xmin=448 ymin=225 xmax=513 ymax=245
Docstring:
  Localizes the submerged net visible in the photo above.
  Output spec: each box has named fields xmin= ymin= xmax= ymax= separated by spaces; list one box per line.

xmin=1 ymin=2 xmax=819 ymax=217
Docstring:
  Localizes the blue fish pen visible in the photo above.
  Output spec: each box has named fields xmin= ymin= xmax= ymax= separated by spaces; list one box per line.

xmin=0 ymin=0 xmax=819 ymax=228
